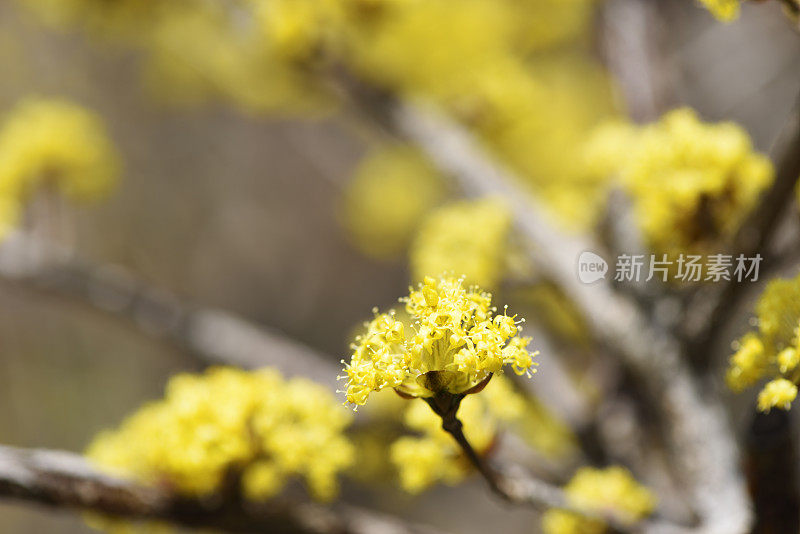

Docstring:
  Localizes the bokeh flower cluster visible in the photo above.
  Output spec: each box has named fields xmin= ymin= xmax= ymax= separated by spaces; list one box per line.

xmin=0 ymin=97 xmax=119 ymax=239
xmin=583 ymin=108 xmax=773 ymax=261
xmin=87 ymin=367 xmax=355 ymax=502
xmin=542 ymin=466 xmax=656 ymax=534
xmin=727 ymin=273 xmax=800 ymax=412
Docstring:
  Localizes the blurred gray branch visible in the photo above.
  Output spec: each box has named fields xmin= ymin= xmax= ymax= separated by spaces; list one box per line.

xmin=600 ymin=0 xmax=675 ymax=122
xmin=0 ymin=444 xmax=447 ymax=534
xmin=0 ymin=231 xmax=341 ymax=389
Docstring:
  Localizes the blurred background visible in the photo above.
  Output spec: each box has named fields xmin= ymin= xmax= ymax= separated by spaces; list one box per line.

xmin=0 ymin=0 xmax=799 ymax=532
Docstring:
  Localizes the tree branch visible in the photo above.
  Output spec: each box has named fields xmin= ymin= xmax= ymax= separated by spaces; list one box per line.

xmin=0 ymin=230 xmax=341 ymax=389
xmin=0 ymin=444 xmax=447 ymax=534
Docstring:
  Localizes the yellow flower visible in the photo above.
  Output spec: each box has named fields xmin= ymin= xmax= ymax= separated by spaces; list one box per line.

xmin=726 ymin=333 xmax=768 ymax=392
xmin=587 ymin=108 xmax=772 ymax=260
xmin=255 ymin=0 xmax=329 ymax=62
xmin=758 ymin=378 xmax=798 ymax=412
xmin=504 ymin=0 xmax=597 ymax=52
xmin=542 ymin=467 xmax=656 ymax=534
xmin=581 ymin=120 xmax=639 ymax=182
xmin=86 ymin=367 xmax=354 ymax=502
xmin=778 ymin=347 xmax=800 ymax=375
xmin=340 ymin=145 xmax=446 ymax=260
xmin=142 ymin=2 xmax=332 ymax=113
xmin=698 ymin=0 xmax=741 ymax=21
xmin=344 ymin=0 xmax=512 ymax=96
xmin=0 ymin=97 xmax=119 ymax=206
xmin=390 ymin=436 xmax=459 ymax=493
xmin=241 ymin=461 xmax=286 ymax=501
xmin=341 ymin=275 xmax=537 ymax=406
xmin=727 ymin=273 xmax=800 ymax=411
xmin=410 ymin=199 xmax=512 ymax=289
xmin=755 ymin=275 xmax=800 ymax=347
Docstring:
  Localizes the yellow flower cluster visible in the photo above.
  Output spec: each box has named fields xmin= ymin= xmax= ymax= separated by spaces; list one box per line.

xmin=254 ymin=0 xmax=330 ymax=64
xmin=341 ymin=276 xmax=537 ymax=406
xmin=18 ymin=0 xmax=328 ymax=112
xmin=727 ymin=334 xmax=769 ymax=391
xmin=344 ymin=0 xmax=596 ymax=88
xmin=143 ymin=1 xmax=333 ymax=113
xmin=542 ymin=467 xmax=656 ymax=534
xmin=698 ymin=0 xmax=742 ymax=21
xmin=758 ymin=378 xmax=797 ymax=412
xmin=510 ymin=0 xmax=597 ymax=51
xmin=22 ymin=0 xmax=597 ymax=55
xmin=410 ymin=199 xmax=512 ymax=289
xmin=727 ymin=273 xmax=800 ymax=411
xmin=585 ymin=108 xmax=773 ymax=259
xmin=344 ymin=0 xmax=512 ymax=97
xmin=581 ymin=120 xmax=639 ymax=182
xmin=340 ymin=145 xmax=446 ymax=260
xmin=86 ymin=367 xmax=354 ymax=502
xmin=0 ymin=97 xmax=119 ymax=239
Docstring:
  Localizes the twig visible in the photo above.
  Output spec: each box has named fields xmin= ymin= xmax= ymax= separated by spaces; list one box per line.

xmin=423 ymin=393 xmax=622 ymax=525
xmin=0 ymin=230 xmax=341 ymax=389
xmin=423 ymin=392 xmax=687 ymax=534
xmin=0 ymin=444 xmax=447 ymax=534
